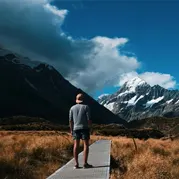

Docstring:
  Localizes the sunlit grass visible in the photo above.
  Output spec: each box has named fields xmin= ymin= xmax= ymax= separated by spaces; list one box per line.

xmin=0 ymin=131 xmax=179 ymax=179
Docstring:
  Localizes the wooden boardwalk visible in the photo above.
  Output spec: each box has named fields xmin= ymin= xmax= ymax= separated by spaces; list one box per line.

xmin=47 ymin=140 xmax=111 ymax=179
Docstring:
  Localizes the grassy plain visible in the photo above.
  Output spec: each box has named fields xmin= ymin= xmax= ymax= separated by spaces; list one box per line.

xmin=0 ymin=131 xmax=179 ymax=179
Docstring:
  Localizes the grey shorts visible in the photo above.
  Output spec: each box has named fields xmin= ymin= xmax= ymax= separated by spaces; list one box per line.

xmin=73 ymin=129 xmax=90 ymax=140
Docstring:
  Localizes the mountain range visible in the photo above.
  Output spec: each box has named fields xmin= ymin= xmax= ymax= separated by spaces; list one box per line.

xmin=98 ymin=77 xmax=179 ymax=122
xmin=0 ymin=47 xmax=127 ymax=126
xmin=1 ymin=46 xmax=179 ymax=126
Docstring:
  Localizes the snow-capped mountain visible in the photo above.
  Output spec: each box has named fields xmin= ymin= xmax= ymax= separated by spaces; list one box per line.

xmin=98 ymin=77 xmax=179 ymax=122
xmin=0 ymin=47 xmax=126 ymax=125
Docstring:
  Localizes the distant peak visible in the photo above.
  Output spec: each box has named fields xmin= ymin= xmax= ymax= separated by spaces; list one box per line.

xmin=121 ymin=76 xmax=149 ymax=93
xmin=127 ymin=76 xmax=146 ymax=84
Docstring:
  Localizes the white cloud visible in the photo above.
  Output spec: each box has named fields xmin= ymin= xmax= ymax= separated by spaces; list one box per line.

xmin=119 ymin=71 xmax=176 ymax=89
xmin=140 ymin=72 xmax=176 ymax=89
xmin=0 ymin=0 xmax=141 ymax=94
xmin=44 ymin=4 xmax=68 ymax=24
xmin=68 ymin=37 xmax=140 ymax=91
xmin=93 ymin=36 xmax=128 ymax=48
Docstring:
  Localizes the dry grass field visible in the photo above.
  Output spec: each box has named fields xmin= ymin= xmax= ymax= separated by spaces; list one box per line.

xmin=0 ymin=131 xmax=179 ymax=179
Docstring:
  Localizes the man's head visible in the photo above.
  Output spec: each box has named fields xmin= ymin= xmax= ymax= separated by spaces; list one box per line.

xmin=76 ymin=93 xmax=84 ymax=104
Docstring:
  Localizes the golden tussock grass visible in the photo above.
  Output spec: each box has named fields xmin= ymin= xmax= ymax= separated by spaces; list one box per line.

xmin=0 ymin=131 xmax=75 ymax=179
xmin=0 ymin=131 xmax=179 ymax=179
xmin=110 ymin=137 xmax=179 ymax=179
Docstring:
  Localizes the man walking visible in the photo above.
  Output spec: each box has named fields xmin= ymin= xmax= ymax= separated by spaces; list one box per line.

xmin=69 ymin=93 xmax=93 ymax=169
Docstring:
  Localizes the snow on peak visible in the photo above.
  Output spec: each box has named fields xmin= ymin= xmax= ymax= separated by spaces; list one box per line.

xmin=145 ymin=96 xmax=164 ymax=108
xmin=175 ymin=99 xmax=179 ymax=104
xmin=125 ymin=77 xmax=146 ymax=88
xmin=98 ymin=93 xmax=109 ymax=99
xmin=127 ymin=96 xmax=137 ymax=106
xmin=127 ymin=95 xmax=144 ymax=107
xmin=121 ymin=77 xmax=147 ymax=94
xmin=166 ymin=99 xmax=173 ymax=104
xmin=104 ymin=102 xmax=115 ymax=111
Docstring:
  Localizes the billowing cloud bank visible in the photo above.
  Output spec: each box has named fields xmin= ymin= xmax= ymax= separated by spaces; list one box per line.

xmin=0 ymin=0 xmax=176 ymax=94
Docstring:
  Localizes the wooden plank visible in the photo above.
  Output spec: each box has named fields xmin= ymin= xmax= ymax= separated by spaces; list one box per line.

xmin=47 ymin=140 xmax=111 ymax=179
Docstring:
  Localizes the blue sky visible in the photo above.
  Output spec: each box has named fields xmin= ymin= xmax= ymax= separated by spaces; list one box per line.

xmin=52 ymin=0 xmax=179 ymax=98
xmin=0 ymin=0 xmax=179 ymax=99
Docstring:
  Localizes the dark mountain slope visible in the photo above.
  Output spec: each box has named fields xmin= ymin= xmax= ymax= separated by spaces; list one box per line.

xmin=0 ymin=47 xmax=126 ymax=126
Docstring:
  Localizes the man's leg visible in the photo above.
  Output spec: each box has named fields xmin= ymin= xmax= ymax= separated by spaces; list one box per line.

xmin=73 ymin=139 xmax=80 ymax=166
xmin=83 ymin=139 xmax=89 ymax=164
xmin=82 ymin=129 xmax=93 ymax=168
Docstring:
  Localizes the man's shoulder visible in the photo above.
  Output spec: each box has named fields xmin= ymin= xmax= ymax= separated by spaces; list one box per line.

xmin=70 ymin=104 xmax=81 ymax=110
xmin=70 ymin=104 xmax=77 ymax=110
xmin=70 ymin=104 xmax=89 ymax=110
xmin=80 ymin=104 xmax=89 ymax=109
